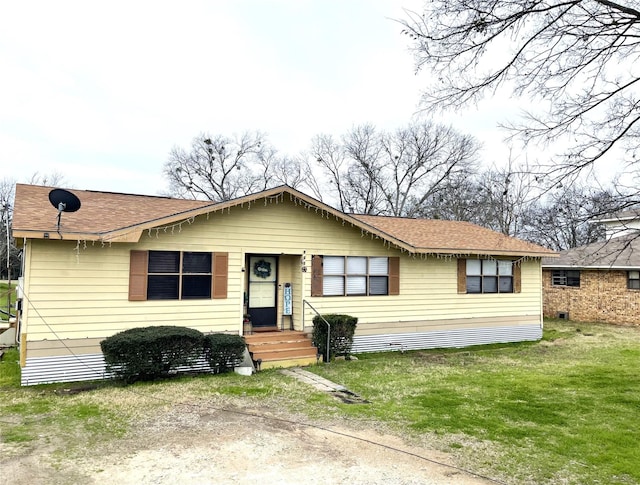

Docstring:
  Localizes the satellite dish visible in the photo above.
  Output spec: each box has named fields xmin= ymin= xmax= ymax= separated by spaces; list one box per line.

xmin=49 ymin=189 xmax=81 ymax=213
xmin=48 ymin=189 xmax=81 ymax=238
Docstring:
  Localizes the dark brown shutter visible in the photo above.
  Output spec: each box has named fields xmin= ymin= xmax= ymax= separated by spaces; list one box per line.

xmin=457 ymin=258 xmax=467 ymax=294
xmin=388 ymin=257 xmax=400 ymax=295
xmin=129 ymin=250 xmax=148 ymax=301
xmin=212 ymin=252 xmax=228 ymax=299
xmin=514 ymin=262 xmax=521 ymax=293
xmin=311 ymin=255 xmax=323 ymax=297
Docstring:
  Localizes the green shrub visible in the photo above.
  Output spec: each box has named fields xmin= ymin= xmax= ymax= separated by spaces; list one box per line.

xmin=204 ymin=333 xmax=246 ymax=373
xmin=312 ymin=314 xmax=358 ymax=362
xmin=100 ymin=326 xmax=205 ymax=382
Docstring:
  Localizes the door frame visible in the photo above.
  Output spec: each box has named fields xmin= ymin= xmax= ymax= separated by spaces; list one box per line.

xmin=246 ymin=254 xmax=278 ymax=328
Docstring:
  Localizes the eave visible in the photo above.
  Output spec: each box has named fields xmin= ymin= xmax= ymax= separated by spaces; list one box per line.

xmin=412 ymin=246 xmax=558 ymax=258
xmin=13 ymin=185 xmax=556 ymax=258
xmin=542 ymin=263 xmax=638 ymax=270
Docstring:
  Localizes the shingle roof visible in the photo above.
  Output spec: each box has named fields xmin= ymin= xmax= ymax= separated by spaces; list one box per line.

xmin=541 ymin=236 xmax=640 ymax=269
xmin=354 ymin=215 xmax=554 ymax=257
xmin=12 ymin=184 xmax=212 ymax=241
xmin=13 ymin=183 xmax=555 ymax=257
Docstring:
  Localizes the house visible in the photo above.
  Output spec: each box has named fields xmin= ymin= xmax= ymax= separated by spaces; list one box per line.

xmin=600 ymin=209 xmax=640 ymax=239
xmin=12 ymin=183 xmax=555 ymax=385
xmin=542 ymin=211 xmax=640 ymax=325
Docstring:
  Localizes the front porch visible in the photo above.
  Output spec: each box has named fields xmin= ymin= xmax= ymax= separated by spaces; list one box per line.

xmin=244 ymin=330 xmax=318 ymax=370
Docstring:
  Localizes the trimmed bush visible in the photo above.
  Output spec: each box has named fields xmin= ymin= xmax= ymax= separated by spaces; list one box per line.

xmin=312 ymin=314 xmax=358 ymax=362
xmin=101 ymin=326 xmax=205 ymax=383
xmin=204 ymin=333 xmax=246 ymax=373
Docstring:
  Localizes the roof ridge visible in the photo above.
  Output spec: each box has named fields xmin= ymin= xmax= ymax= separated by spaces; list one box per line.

xmin=15 ymin=183 xmax=215 ymax=202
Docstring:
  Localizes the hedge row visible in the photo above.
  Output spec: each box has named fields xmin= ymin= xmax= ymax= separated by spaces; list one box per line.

xmin=100 ymin=326 xmax=245 ymax=383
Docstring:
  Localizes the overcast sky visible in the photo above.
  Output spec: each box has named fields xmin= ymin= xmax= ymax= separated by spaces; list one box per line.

xmin=1 ymin=0 xmax=514 ymax=196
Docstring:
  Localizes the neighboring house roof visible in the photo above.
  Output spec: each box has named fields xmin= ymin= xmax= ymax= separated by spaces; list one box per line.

xmin=13 ymin=183 xmax=555 ymax=257
xmin=541 ymin=236 xmax=640 ymax=269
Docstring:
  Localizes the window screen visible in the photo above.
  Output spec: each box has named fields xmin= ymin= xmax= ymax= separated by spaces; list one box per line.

xmin=321 ymin=256 xmax=390 ymax=296
xmin=148 ymin=251 xmax=179 ymax=273
xmin=552 ymin=270 xmax=580 ymax=287
xmin=628 ymin=271 xmax=640 ymax=290
xmin=147 ymin=251 xmax=212 ymax=300
xmin=466 ymin=259 xmax=514 ymax=294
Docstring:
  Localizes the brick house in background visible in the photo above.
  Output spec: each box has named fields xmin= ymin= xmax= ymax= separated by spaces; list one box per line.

xmin=542 ymin=210 xmax=640 ymax=325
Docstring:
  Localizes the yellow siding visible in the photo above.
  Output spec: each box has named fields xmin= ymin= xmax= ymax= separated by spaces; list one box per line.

xmin=20 ymin=198 xmax=542 ymax=356
xmin=277 ymin=255 xmax=300 ymax=330
xmin=303 ymin=256 xmax=541 ymax=332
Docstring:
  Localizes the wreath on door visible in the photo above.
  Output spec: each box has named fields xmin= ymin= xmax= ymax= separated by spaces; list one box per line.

xmin=253 ymin=259 xmax=272 ymax=279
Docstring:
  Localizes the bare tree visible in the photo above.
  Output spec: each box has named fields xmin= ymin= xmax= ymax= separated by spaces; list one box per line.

xmin=164 ymin=132 xmax=278 ymax=201
xmin=476 ymin=162 xmax=537 ymax=237
xmin=308 ymin=134 xmax=351 ymax=210
xmin=0 ymin=178 xmax=15 ymax=209
xmin=379 ymin=121 xmax=479 ymax=216
xmin=416 ymin=171 xmax=487 ymax=221
xmin=309 ymin=121 xmax=480 ymax=216
xmin=1 ymin=172 xmax=67 ymax=282
xmin=525 ymin=185 xmax=623 ymax=250
xmin=27 ymin=171 xmax=66 ymax=187
xmin=340 ymin=124 xmax=386 ymax=214
xmin=268 ymin=155 xmax=310 ymax=190
xmin=308 ymin=131 xmax=386 ymax=214
xmin=399 ymin=0 xmax=640 ymax=192
xmin=416 ymin=159 xmax=540 ymax=239
xmin=0 ymin=178 xmax=17 ymax=282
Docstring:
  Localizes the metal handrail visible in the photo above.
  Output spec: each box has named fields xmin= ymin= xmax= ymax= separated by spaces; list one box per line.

xmin=0 ymin=307 xmax=15 ymax=318
xmin=302 ymin=300 xmax=330 ymax=362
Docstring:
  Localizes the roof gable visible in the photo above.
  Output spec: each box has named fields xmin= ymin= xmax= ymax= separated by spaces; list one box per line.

xmin=12 ymin=183 xmax=555 ymax=257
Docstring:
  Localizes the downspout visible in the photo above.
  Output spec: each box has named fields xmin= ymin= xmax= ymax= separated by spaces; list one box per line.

xmin=539 ymin=258 xmax=544 ymax=331
xmin=16 ymin=237 xmax=27 ymax=348
xmin=4 ymin=202 xmax=10 ymax=319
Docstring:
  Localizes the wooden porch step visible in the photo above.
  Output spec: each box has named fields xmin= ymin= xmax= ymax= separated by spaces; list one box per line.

xmin=260 ymin=356 xmax=318 ymax=370
xmin=245 ymin=330 xmax=318 ymax=370
xmin=245 ymin=330 xmax=311 ymax=344
xmin=250 ymin=347 xmax=318 ymax=362
xmin=248 ymin=339 xmax=314 ymax=352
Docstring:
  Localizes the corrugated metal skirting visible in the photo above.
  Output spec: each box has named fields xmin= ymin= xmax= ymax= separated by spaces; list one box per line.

xmin=21 ymin=353 xmax=110 ymax=386
xmin=22 ymin=325 xmax=541 ymax=385
xmin=20 ymin=354 xmax=215 ymax=386
xmin=351 ymin=324 xmax=542 ymax=354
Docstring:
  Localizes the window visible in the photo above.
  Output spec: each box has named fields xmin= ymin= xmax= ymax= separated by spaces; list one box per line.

xmin=129 ymin=250 xmax=228 ymax=301
xmin=311 ymin=255 xmax=400 ymax=296
xmin=628 ymin=271 xmax=640 ymax=290
xmin=465 ymin=259 xmax=514 ymax=294
xmin=552 ymin=270 xmax=580 ymax=287
xmin=147 ymin=251 xmax=212 ymax=299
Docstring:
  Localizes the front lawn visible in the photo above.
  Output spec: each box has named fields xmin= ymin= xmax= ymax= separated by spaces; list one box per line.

xmin=313 ymin=319 xmax=640 ymax=484
xmin=1 ymin=319 xmax=638 ymax=484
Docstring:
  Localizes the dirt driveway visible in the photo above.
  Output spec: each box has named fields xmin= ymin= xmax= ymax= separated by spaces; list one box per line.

xmin=4 ymin=399 xmax=496 ymax=485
